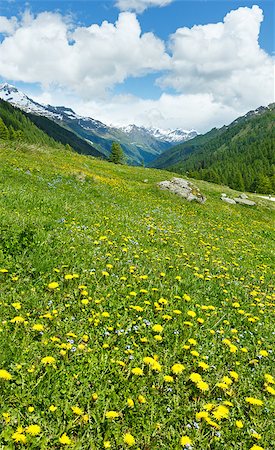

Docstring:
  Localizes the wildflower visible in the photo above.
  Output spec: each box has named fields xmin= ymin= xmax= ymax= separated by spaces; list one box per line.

xmin=48 ymin=282 xmax=59 ymax=289
xmin=131 ymin=367 xmax=143 ymax=376
xmin=152 ymin=324 xmax=163 ymax=333
xmin=41 ymin=356 xmax=56 ymax=365
xmin=10 ymin=316 xmax=25 ymax=323
xmin=25 ymin=424 xmax=41 ymax=436
xmin=212 ymin=405 xmax=229 ymax=420
xmin=104 ymin=442 xmax=111 ymax=448
xmin=249 ymin=446 xmax=264 ymax=450
xmin=92 ymin=393 xmax=98 ymax=401
xmin=49 ymin=405 xmax=57 ymax=412
xmin=171 ymin=363 xmax=185 ymax=374
xmin=264 ymin=374 xmax=274 ymax=384
xmin=59 ymin=433 xmax=72 ymax=445
xmin=189 ymin=373 xmax=202 ymax=383
xmin=138 ymin=395 xmax=146 ymax=403
xmin=71 ymin=406 xmax=84 ymax=416
xmin=127 ymin=398 xmax=134 ymax=408
xmin=198 ymin=362 xmax=209 ymax=371
xmin=197 ymin=380 xmax=209 ymax=392
xmin=0 ymin=369 xmax=12 ymax=380
xmin=229 ymin=371 xmax=239 ymax=381
xmin=196 ymin=411 xmax=209 ymax=420
xmin=12 ymin=432 xmax=27 ymax=443
xmin=32 ymin=324 xmax=44 ymax=331
xmin=154 ymin=335 xmax=163 ymax=341
xmin=266 ymin=385 xmax=275 ymax=395
xmin=11 ymin=302 xmax=21 ymax=309
xmin=123 ymin=433 xmax=135 ymax=446
xmin=235 ymin=420 xmax=244 ymax=428
xmin=106 ymin=411 xmax=120 ymax=419
xmin=245 ymin=397 xmax=263 ymax=406
xmin=180 ymin=435 xmax=192 ymax=447
xmin=164 ymin=375 xmax=174 ymax=383
xmin=28 ymin=406 xmax=34 ymax=413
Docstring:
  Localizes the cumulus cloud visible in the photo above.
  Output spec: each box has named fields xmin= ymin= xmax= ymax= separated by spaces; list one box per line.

xmin=160 ymin=5 xmax=274 ymax=110
xmin=0 ymin=15 xmax=18 ymax=34
xmin=32 ymin=89 xmax=244 ymax=133
xmin=116 ymin=0 xmax=173 ymax=13
xmin=0 ymin=11 xmax=169 ymax=97
xmin=0 ymin=5 xmax=274 ymax=131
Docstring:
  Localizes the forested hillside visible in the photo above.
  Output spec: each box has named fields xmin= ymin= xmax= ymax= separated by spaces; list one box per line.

xmin=151 ymin=104 xmax=275 ymax=193
xmin=0 ymin=100 xmax=104 ymax=159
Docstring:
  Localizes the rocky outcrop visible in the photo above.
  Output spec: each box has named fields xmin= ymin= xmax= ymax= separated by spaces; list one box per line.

xmin=221 ymin=193 xmax=256 ymax=206
xmin=158 ymin=178 xmax=206 ymax=203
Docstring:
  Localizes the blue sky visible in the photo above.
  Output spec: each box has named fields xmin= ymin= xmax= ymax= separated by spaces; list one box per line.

xmin=0 ymin=1 xmax=274 ymax=131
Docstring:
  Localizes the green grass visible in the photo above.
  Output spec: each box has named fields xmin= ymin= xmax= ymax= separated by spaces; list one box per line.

xmin=0 ymin=141 xmax=274 ymax=449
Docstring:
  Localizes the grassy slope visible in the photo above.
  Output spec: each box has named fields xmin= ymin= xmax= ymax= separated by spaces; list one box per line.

xmin=0 ymin=141 xmax=274 ymax=449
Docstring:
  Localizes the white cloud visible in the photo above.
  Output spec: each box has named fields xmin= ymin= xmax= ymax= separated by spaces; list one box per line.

xmin=0 ymin=15 xmax=18 ymax=34
xmin=0 ymin=11 xmax=169 ymax=97
xmin=116 ymin=0 xmax=173 ymax=13
xmin=32 ymin=89 xmax=245 ymax=133
xmin=0 ymin=5 xmax=274 ymax=132
xmin=160 ymin=5 xmax=274 ymax=110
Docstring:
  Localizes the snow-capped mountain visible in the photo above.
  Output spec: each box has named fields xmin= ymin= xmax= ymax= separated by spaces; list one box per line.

xmin=0 ymin=83 xmax=197 ymax=165
xmin=119 ymin=124 xmax=197 ymax=144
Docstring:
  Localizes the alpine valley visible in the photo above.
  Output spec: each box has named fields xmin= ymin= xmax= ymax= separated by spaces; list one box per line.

xmin=0 ymin=83 xmax=197 ymax=165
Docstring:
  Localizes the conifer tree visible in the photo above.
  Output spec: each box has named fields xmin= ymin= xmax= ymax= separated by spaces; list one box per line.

xmin=0 ymin=118 xmax=9 ymax=140
xmin=109 ymin=142 xmax=125 ymax=164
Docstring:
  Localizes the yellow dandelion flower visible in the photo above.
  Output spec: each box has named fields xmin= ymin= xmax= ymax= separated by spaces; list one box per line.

xmin=245 ymin=397 xmax=263 ymax=406
xmin=71 ymin=406 xmax=84 ymax=416
xmin=48 ymin=282 xmax=59 ymax=289
xmin=49 ymin=405 xmax=57 ymax=412
xmin=196 ymin=411 xmax=209 ymax=420
xmin=127 ymin=398 xmax=134 ymax=408
xmin=250 ymin=446 xmax=264 ymax=450
xmin=197 ymin=380 xmax=209 ymax=392
xmin=212 ymin=405 xmax=229 ymax=420
xmin=235 ymin=420 xmax=244 ymax=428
xmin=164 ymin=375 xmax=174 ymax=383
xmin=131 ymin=367 xmax=143 ymax=376
xmin=10 ymin=316 xmax=25 ymax=323
xmin=123 ymin=433 xmax=135 ymax=446
xmin=12 ymin=432 xmax=27 ymax=443
xmin=25 ymin=424 xmax=41 ymax=436
xmin=154 ymin=335 xmax=163 ymax=341
xmin=138 ymin=395 xmax=146 ymax=403
xmin=152 ymin=324 xmax=163 ymax=333
xmin=32 ymin=324 xmax=44 ymax=331
xmin=266 ymin=385 xmax=275 ymax=395
xmin=171 ymin=363 xmax=185 ymax=374
xmin=104 ymin=441 xmax=111 ymax=449
xmin=198 ymin=361 xmax=209 ymax=371
xmin=41 ymin=356 xmax=56 ymax=365
xmin=189 ymin=372 xmax=202 ymax=383
xmin=180 ymin=435 xmax=192 ymax=447
xmin=59 ymin=433 xmax=72 ymax=445
xmin=0 ymin=369 xmax=12 ymax=380
xmin=264 ymin=374 xmax=274 ymax=384
xmin=105 ymin=411 xmax=120 ymax=419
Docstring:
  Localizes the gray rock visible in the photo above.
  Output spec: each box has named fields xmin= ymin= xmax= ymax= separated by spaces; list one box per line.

xmin=158 ymin=178 xmax=206 ymax=203
xmin=239 ymin=193 xmax=248 ymax=199
xmin=221 ymin=193 xmax=228 ymax=198
xmin=221 ymin=197 xmax=236 ymax=204
xmin=234 ymin=198 xmax=256 ymax=206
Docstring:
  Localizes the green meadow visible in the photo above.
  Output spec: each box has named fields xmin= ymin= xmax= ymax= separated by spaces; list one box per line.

xmin=0 ymin=141 xmax=274 ymax=449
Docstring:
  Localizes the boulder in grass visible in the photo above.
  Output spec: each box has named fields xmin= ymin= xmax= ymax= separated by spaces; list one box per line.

xmin=158 ymin=178 xmax=206 ymax=203
xmin=234 ymin=197 xmax=256 ymax=206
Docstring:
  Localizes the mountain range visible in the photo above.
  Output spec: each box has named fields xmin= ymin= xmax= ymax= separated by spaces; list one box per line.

xmin=0 ymin=83 xmax=197 ymax=165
